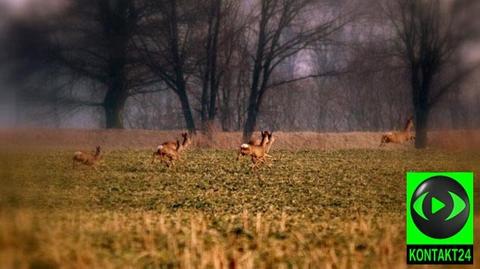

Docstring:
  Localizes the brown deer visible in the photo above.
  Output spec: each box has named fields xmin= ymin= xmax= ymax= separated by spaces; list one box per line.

xmin=73 ymin=146 xmax=102 ymax=168
xmin=176 ymin=132 xmax=193 ymax=153
xmin=237 ymin=131 xmax=270 ymax=160
xmin=152 ymin=140 xmax=181 ymax=167
xmin=380 ymin=116 xmax=415 ymax=147
xmin=264 ymin=131 xmax=276 ymax=154
xmin=238 ymin=131 xmax=271 ymax=170
xmin=152 ymin=133 xmax=192 ymax=167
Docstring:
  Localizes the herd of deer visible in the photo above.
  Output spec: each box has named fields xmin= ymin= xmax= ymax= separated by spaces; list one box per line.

xmin=148 ymin=130 xmax=277 ymax=169
xmin=72 ymin=117 xmax=415 ymax=170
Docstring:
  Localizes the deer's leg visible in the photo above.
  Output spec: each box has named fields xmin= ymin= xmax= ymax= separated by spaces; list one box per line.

xmin=250 ymin=156 xmax=256 ymax=169
xmin=251 ymin=156 xmax=261 ymax=170
xmin=168 ymin=156 xmax=176 ymax=167
xmin=257 ymin=156 xmax=266 ymax=165
xmin=237 ymin=150 xmax=245 ymax=161
xmin=151 ymin=152 xmax=158 ymax=164
xmin=162 ymin=157 xmax=170 ymax=167
xmin=158 ymin=153 xmax=170 ymax=167
xmin=263 ymin=155 xmax=273 ymax=167
xmin=164 ymin=154 xmax=176 ymax=168
xmin=379 ymin=136 xmax=387 ymax=147
xmin=263 ymin=153 xmax=273 ymax=161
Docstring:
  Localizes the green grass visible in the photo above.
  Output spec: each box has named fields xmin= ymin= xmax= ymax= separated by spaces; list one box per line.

xmin=1 ymin=149 xmax=479 ymax=268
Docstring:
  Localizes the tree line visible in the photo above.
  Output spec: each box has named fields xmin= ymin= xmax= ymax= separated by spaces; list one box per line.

xmin=3 ymin=0 xmax=480 ymax=148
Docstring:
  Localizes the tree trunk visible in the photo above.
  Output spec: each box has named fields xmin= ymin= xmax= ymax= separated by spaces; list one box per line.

xmin=242 ymin=55 xmax=264 ymax=140
xmin=104 ymin=89 xmax=127 ymax=129
xmin=103 ymin=47 xmax=127 ymax=129
xmin=208 ymin=0 xmax=221 ymax=122
xmin=242 ymin=70 xmax=262 ymax=139
xmin=99 ymin=0 xmax=131 ymax=129
xmin=208 ymin=81 xmax=219 ymax=120
xmin=414 ymin=106 xmax=429 ymax=148
xmin=241 ymin=0 xmax=269 ymax=140
xmin=177 ymin=82 xmax=196 ymax=133
xmin=201 ymin=0 xmax=221 ymax=132
xmin=201 ymin=29 xmax=212 ymax=128
xmin=412 ymin=74 xmax=430 ymax=149
xmin=243 ymin=109 xmax=257 ymax=141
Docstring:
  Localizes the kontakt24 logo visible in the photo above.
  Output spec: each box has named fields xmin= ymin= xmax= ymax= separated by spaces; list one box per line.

xmin=406 ymin=172 xmax=474 ymax=264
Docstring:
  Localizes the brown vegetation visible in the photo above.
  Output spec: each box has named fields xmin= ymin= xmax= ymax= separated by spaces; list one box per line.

xmin=1 ymin=128 xmax=479 ymax=151
xmin=1 ymin=148 xmax=479 ymax=268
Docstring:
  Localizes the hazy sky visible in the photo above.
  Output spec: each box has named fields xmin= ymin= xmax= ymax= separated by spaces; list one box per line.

xmin=1 ymin=0 xmax=34 ymax=10
xmin=0 ymin=0 xmax=64 ymax=16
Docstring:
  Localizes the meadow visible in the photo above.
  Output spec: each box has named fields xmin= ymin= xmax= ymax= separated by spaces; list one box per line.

xmin=1 ymin=148 xmax=479 ymax=268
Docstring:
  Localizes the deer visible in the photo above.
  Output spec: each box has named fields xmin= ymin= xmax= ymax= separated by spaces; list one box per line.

xmin=264 ymin=131 xmax=276 ymax=154
xmin=380 ymin=116 xmax=415 ymax=147
xmin=237 ymin=131 xmax=270 ymax=160
xmin=152 ymin=132 xmax=192 ymax=167
xmin=176 ymin=132 xmax=193 ymax=154
xmin=152 ymin=140 xmax=181 ymax=167
xmin=238 ymin=131 xmax=272 ymax=170
xmin=73 ymin=146 xmax=102 ymax=169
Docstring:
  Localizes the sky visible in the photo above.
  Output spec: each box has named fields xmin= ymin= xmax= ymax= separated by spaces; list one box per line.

xmin=1 ymin=0 xmax=35 ymax=12
xmin=0 ymin=0 xmax=64 ymax=17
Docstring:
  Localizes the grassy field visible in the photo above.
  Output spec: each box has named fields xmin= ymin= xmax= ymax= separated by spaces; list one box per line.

xmin=1 ymin=149 xmax=479 ymax=268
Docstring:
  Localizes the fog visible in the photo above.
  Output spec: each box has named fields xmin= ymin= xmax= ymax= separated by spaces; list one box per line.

xmin=0 ymin=0 xmax=479 ymax=147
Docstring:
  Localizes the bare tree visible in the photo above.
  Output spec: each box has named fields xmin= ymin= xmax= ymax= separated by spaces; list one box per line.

xmin=136 ymin=0 xmax=200 ymax=133
xmin=5 ymin=0 xmax=479 ymax=132
xmin=54 ymin=0 xmax=151 ymax=128
xmin=6 ymin=0 xmax=166 ymax=129
xmin=199 ymin=0 xmax=222 ymax=131
xmin=385 ymin=0 xmax=480 ymax=148
xmin=242 ymin=0 xmax=347 ymax=140
xmin=216 ymin=1 xmax=251 ymax=131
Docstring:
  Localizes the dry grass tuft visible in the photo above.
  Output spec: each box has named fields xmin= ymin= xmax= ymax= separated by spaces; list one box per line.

xmin=1 ymin=128 xmax=479 ymax=151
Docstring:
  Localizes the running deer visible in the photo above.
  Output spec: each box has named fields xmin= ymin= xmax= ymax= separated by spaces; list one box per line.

xmin=264 ymin=131 xmax=276 ymax=154
xmin=152 ymin=132 xmax=192 ymax=167
xmin=176 ymin=132 xmax=193 ymax=153
xmin=238 ymin=131 xmax=271 ymax=169
xmin=237 ymin=131 xmax=270 ymax=160
xmin=380 ymin=116 xmax=415 ymax=147
xmin=152 ymin=140 xmax=181 ymax=167
xmin=73 ymin=146 xmax=102 ymax=168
